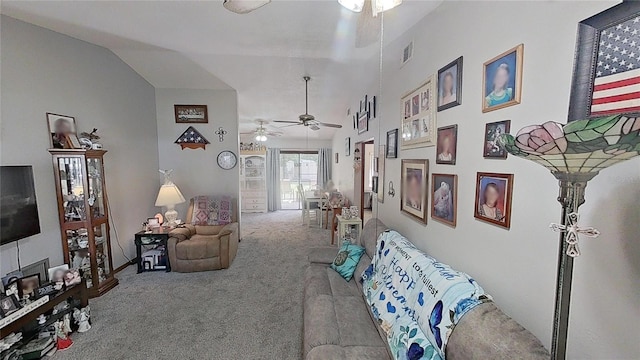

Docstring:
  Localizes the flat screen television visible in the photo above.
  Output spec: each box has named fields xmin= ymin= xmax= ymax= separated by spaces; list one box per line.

xmin=1 ymin=166 xmax=41 ymax=245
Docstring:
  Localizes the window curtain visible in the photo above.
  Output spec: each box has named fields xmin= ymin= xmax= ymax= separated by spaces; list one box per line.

xmin=266 ymin=148 xmax=281 ymax=212
xmin=317 ymin=148 xmax=332 ymax=189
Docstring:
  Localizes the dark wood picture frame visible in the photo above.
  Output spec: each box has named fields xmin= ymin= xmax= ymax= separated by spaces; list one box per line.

xmin=174 ymin=105 xmax=208 ymax=124
xmin=357 ymin=110 xmax=369 ymax=134
xmin=431 ymin=173 xmax=458 ymax=227
xmin=437 ymin=56 xmax=463 ymax=112
xmin=567 ymin=1 xmax=640 ymax=121
xmin=474 ymin=172 xmax=514 ymax=229
xmin=483 ymin=120 xmax=511 ymax=159
xmin=345 ymin=137 xmax=351 ymax=156
xmin=400 ymin=159 xmax=429 ymax=225
xmin=0 ymin=294 xmax=22 ymax=316
xmin=436 ymin=125 xmax=458 ymax=165
xmin=386 ymin=129 xmax=398 ymax=158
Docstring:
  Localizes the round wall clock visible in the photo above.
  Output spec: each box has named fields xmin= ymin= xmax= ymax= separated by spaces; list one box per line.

xmin=217 ymin=151 xmax=238 ymax=170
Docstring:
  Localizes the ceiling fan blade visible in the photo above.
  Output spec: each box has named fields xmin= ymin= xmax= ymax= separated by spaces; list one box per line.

xmin=318 ymin=122 xmax=343 ymax=129
xmin=273 ymin=120 xmax=301 ymax=124
xmin=278 ymin=123 xmax=303 ymax=128
xmin=310 ymin=125 xmax=321 ymax=131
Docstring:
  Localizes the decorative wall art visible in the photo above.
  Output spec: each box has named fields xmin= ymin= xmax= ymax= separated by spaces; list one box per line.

xmin=484 ymin=120 xmax=511 ymax=158
xmin=358 ymin=110 xmax=369 ymax=134
xmin=345 ymin=137 xmax=351 ymax=156
xmin=401 ymin=75 xmax=437 ymax=150
xmin=568 ymin=2 xmax=640 ymax=121
xmin=386 ymin=129 xmax=398 ymax=158
xmin=46 ymin=113 xmax=76 ymax=149
xmin=174 ymin=105 xmax=208 ymax=124
xmin=436 ymin=125 xmax=458 ymax=165
xmin=175 ymin=126 xmax=210 ymax=150
xmin=437 ymin=56 xmax=463 ymax=111
xmin=431 ymin=173 xmax=458 ymax=227
xmin=474 ymin=172 xmax=514 ymax=229
xmin=215 ymin=127 xmax=227 ymax=142
xmin=377 ymin=145 xmax=385 ymax=203
xmin=400 ymin=159 xmax=429 ymax=224
xmin=482 ymin=44 xmax=524 ymax=113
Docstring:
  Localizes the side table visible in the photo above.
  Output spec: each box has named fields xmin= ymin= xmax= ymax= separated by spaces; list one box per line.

xmin=134 ymin=228 xmax=172 ymax=273
xmin=335 ymin=215 xmax=362 ymax=247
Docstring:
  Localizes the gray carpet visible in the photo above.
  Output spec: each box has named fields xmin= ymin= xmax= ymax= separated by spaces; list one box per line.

xmin=56 ymin=211 xmax=333 ymax=360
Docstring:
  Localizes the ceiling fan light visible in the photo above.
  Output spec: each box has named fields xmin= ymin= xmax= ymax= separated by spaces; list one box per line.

xmin=255 ymin=134 xmax=267 ymax=142
xmin=373 ymin=0 xmax=402 ymax=14
xmin=338 ymin=0 xmax=365 ymax=12
xmin=223 ymin=0 xmax=271 ymax=14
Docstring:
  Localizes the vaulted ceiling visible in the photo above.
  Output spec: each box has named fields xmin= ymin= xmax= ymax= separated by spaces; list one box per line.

xmin=1 ymin=0 xmax=442 ymax=139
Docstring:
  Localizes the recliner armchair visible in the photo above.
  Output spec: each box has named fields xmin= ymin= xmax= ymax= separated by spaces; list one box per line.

xmin=167 ymin=197 xmax=239 ymax=272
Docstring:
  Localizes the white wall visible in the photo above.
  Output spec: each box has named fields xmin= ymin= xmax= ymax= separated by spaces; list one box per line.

xmin=332 ymin=1 xmax=639 ymax=359
xmin=0 ymin=16 xmax=159 ymax=274
xmin=155 ymin=88 xmax=240 ymax=219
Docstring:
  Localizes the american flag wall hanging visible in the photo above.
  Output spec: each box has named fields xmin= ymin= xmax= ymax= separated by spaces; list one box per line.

xmin=175 ymin=126 xmax=210 ymax=150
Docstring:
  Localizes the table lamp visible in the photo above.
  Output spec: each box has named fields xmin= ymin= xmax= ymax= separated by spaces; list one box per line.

xmin=155 ymin=170 xmax=186 ymax=227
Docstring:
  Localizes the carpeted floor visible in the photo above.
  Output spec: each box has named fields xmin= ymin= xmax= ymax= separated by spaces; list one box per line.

xmin=56 ymin=211 xmax=334 ymax=360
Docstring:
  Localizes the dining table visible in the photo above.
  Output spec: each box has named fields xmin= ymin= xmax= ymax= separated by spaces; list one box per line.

xmin=304 ymin=191 xmax=328 ymax=228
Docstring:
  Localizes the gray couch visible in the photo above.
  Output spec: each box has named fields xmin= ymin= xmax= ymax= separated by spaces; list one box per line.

xmin=303 ymin=218 xmax=550 ymax=359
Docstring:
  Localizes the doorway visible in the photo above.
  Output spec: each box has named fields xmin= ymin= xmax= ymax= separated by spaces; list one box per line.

xmin=353 ymin=140 xmax=374 ymax=220
xmin=279 ymin=151 xmax=319 ymax=210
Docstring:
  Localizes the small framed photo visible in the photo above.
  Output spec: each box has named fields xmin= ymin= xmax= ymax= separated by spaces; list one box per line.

xmin=174 ymin=105 xmax=208 ymax=124
xmin=65 ymin=133 xmax=82 ymax=149
xmin=357 ymin=110 xmax=369 ymax=134
xmin=46 ymin=113 xmax=76 ymax=149
xmin=386 ymin=129 xmax=398 ymax=158
xmin=0 ymin=294 xmax=22 ymax=317
xmin=335 ymin=153 xmax=339 ymax=164
xmin=401 ymin=40 xmax=414 ymax=67
xmin=372 ymin=176 xmax=379 ymax=194
xmin=437 ymin=56 xmax=463 ymax=111
xmin=484 ymin=120 xmax=511 ymax=158
xmin=345 ymin=137 xmax=351 ymax=156
xmin=147 ymin=217 xmax=160 ymax=229
xmin=474 ymin=172 xmax=514 ymax=229
xmin=48 ymin=264 xmax=69 ymax=284
xmin=18 ymin=274 xmax=40 ymax=299
xmin=482 ymin=44 xmax=524 ymax=113
xmin=401 ymin=159 xmax=429 ymax=224
xmin=63 ymin=269 xmax=82 ymax=287
xmin=436 ymin=125 xmax=458 ymax=165
xmin=36 ymin=282 xmax=59 ymax=298
xmin=431 ymin=174 xmax=458 ymax=227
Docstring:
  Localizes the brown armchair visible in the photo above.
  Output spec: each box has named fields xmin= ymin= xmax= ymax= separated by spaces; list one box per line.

xmin=167 ymin=198 xmax=239 ymax=272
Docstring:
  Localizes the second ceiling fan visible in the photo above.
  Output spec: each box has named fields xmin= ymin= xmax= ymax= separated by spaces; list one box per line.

xmin=274 ymin=76 xmax=342 ymax=131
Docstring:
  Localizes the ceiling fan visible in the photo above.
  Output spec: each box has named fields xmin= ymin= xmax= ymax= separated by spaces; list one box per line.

xmin=240 ymin=120 xmax=282 ymax=142
xmin=340 ymin=0 xmax=402 ymax=48
xmin=274 ymin=76 xmax=343 ymax=131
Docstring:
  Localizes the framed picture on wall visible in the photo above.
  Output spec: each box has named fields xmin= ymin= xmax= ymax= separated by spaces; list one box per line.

xmin=401 ymin=159 xmax=429 ymax=224
xmin=357 ymin=110 xmax=369 ymax=134
xmin=345 ymin=137 xmax=351 ymax=156
xmin=436 ymin=125 xmax=458 ymax=165
xmin=46 ymin=113 xmax=76 ymax=149
xmin=474 ymin=172 xmax=514 ymax=229
xmin=484 ymin=120 xmax=511 ymax=158
xmin=437 ymin=56 xmax=463 ymax=111
xmin=401 ymin=75 xmax=437 ymax=150
xmin=482 ymin=44 xmax=524 ymax=113
xmin=386 ymin=129 xmax=398 ymax=158
xmin=431 ymin=173 xmax=457 ymax=227
xmin=174 ymin=105 xmax=208 ymax=123
xmin=401 ymin=40 xmax=414 ymax=67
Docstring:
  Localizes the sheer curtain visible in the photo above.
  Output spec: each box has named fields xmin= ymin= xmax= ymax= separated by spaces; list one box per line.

xmin=266 ymin=148 xmax=281 ymax=211
xmin=317 ymin=148 xmax=332 ymax=189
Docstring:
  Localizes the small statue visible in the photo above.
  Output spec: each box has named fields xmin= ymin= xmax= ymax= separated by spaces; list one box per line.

xmin=55 ymin=316 xmax=73 ymax=350
xmin=73 ymin=306 xmax=91 ymax=333
xmin=37 ymin=314 xmax=47 ymax=325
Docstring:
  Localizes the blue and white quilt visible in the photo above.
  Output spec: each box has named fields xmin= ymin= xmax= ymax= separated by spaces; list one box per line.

xmin=361 ymin=230 xmax=492 ymax=360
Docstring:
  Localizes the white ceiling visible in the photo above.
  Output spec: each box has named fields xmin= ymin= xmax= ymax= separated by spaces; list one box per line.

xmin=1 ymin=0 xmax=442 ymax=140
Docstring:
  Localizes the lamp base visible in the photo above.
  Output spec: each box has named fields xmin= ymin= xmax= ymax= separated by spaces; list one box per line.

xmin=164 ymin=207 xmax=179 ymax=227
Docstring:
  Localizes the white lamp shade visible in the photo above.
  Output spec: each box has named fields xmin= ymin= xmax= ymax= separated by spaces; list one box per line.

xmin=339 ymin=0 xmax=365 ymax=12
xmin=155 ymin=183 xmax=186 ymax=207
xmin=223 ymin=0 xmax=271 ymax=14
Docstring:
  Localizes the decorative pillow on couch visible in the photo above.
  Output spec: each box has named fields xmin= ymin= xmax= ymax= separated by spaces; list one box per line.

xmin=330 ymin=242 xmax=365 ymax=281
xmin=191 ymin=196 xmax=233 ymax=226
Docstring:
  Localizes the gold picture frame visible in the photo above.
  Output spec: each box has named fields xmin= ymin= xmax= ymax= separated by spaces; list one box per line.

xmin=482 ymin=44 xmax=524 ymax=113
xmin=401 ymin=75 xmax=437 ymax=150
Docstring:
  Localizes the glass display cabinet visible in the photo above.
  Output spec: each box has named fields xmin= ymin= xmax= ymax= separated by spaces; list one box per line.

xmin=49 ymin=149 xmax=118 ymax=297
xmin=240 ymin=152 xmax=267 ymax=213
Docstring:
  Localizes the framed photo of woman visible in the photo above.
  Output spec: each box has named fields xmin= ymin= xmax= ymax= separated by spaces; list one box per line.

xmin=474 ymin=172 xmax=514 ymax=229
xmin=437 ymin=56 xmax=463 ymax=111
xmin=401 ymin=159 xmax=429 ymax=224
xmin=482 ymin=44 xmax=524 ymax=113
xmin=436 ymin=125 xmax=458 ymax=165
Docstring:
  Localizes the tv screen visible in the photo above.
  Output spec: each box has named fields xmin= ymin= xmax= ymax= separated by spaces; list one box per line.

xmin=1 ymin=166 xmax=41 ymax=245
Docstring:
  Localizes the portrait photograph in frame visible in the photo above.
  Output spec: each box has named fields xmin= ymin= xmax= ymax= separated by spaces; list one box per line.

xmin=437 ymin=56 xmax=463 ymax=111
xmin=345 ymin=137 xmax=351 ymax=156
xmin=436 ymin=125 xmax=458 ymax=165
xmin=484 ymin=120 xmax=511 ymax=158
xmin=386 ymin=129 xmax=398 ymax=158
xmin=482 ymin=44 xmax=524 ymax=113
xmin=18 ymin=274 xmax=40 ymax=300
xmin=401 ymin=75 xmax=437 ymax=150
xmin=0 ymin=294 xmax=21 ymax=317
xmin=357 ymin=111 xmax=369 ymax=134
xmin=174 ymin=105 xmax=208 ymax=124
xmin=46 ymin=113 xmax=76 ymax=149
xmin=431 ymin=173 xmax=457 ymax=227
xmin=474 ymin=172 xmax=514 ymax=229
xmin=400 ymin=159 xmax=429 ymax=224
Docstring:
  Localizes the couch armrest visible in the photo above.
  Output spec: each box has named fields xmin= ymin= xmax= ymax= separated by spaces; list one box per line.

xmin=308 ymin=247 xmax=338 ymax=265
xmin=169 ymin=225 xmax=195 ymax=241
xmin=218 ymin=222 xmax=239 ymax=269
xmin=219 ymin=222 xmax=238 ymax=237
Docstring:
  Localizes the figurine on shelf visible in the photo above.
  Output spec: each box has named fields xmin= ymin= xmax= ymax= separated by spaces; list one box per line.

xmin=73 ymin=306 xmax=91 ymax=333
xmin=54 ymin=315 xmax=73 ymax=350
xmin=38 ymin=314 xmax=47 ymax=325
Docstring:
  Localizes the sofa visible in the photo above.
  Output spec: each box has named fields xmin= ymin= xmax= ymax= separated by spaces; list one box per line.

xmin=167 ymin=198 xmax=239 ymax=272
xmin=303 ymin=218 xmax=549 ymax=359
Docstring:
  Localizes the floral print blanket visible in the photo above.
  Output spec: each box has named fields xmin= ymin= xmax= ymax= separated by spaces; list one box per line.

xmin=361 ymin=230 xmax=491 ymax=359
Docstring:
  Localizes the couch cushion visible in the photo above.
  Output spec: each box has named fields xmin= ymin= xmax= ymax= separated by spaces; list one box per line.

xmin=326 ymin=268 xmax=361 ymax=297
xmin=361 ymin=218 xmax=387 ymax=259
xmin=304 ymin=294 xmax=340 ymax=356
xmin=307 ymin=345 xmax=389 ymax=360
xmin=446 ymin=302 xmax=548 ymax=360
xmin=175 ymin=235 xmax=220 ymax=260
xmin=334 ymin=295 xmax=387 ymax=348
xmin=354 ymin=253 xmax=372 ymax=294
xmin=304 ymin=265 xmax=332 ymax=298
xmin=330 ymin=242 xmax=366 ymax=281
xmin=308 ymin=246 xmax=340 ymax=264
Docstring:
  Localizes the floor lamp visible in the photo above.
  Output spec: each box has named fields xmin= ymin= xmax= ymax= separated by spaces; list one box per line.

xmin=499 ymin=115 xmax=639 ymax=360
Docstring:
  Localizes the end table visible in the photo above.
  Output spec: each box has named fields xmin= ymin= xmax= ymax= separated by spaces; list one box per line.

xmin=335 ymin=215 xmax=362 ymax=247
xmin=134 ymin=228 xmax=172 ymax=273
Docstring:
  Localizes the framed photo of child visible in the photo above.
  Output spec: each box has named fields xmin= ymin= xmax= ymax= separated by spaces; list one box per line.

xmin=436 ymin=125 xmax=458 ymax=165
xmin=431 ymin=173 xmax=457 ymax=227
xmin=483 ymin=120 xmax=511 ymax=158
xmin=482 ymin=44 xmax=524 ymax=113
xmin=474 ymin=172 xmax=514 ymax=229
xmin=437 ymin=56 xmax=463 ymax=111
